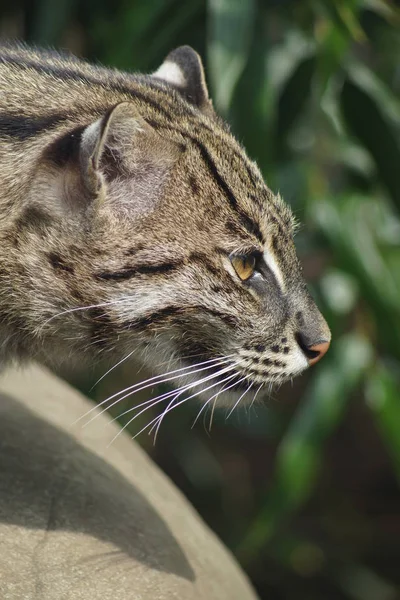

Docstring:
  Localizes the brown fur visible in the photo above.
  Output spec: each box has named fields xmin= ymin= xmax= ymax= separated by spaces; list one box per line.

xmin=0 ymin=43 xmax=330 ymax=403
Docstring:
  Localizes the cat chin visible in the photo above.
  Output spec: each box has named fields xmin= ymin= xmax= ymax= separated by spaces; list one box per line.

xmin=193 ymin=363 xmax=311 ymax=409
xmin=190 ymin=376 xmax=258 ymax=409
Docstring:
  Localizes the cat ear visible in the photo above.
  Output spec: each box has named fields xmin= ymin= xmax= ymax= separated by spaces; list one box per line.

xmin=152 ymin=46 xmax=213 ymax=114
xmin=79 ymin=101 xmax=177 ymax=207
xmin=79 ymin=102 xmax=147 ymax=198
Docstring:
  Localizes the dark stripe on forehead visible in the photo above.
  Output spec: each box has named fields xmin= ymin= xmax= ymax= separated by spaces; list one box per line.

xmin=45 ymin=125 xmax=84 ymax=166
xmin=14 ymin=206 xmax=53 ymax=232
xmin=184 ymin=127 xmax=293 ymax=234
xmin=188 ymin=138 xmax=265 ymax=244
xmin=94 ymin=261 xmax=182 ymax=281
xmin=143 ymin=117 xmax=265 ymax=244
xmin=184 ymin=122 xmax=262 ymax=194
xmin=189 ymin=138 xmax=235 ymax=210
xmin=245 ymin=164 xmax=260 ymax=190
xmin=269 ymin=213 xmax=291 ymax=244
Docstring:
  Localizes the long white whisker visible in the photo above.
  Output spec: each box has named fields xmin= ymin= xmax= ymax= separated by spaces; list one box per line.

xmin=106 ymin=354 xmax=235 ymax=403
xmin=193 ymin=375 xmax=248 ymax=428
xmin=226 ymin=380 xmax=254 ymax=419
xmin=149 ymin=372 xmax=239 ymax=442
xmin=150 ymin=367 xmax=241 ymax=442
xmin=113 ymin=360 xmax=244 ymax=430
xmin=249 ymin=383 xmax=264 ymax=408
xmin=111 ymin=385 xmax=185 ymax=426
xmin=209 ymin=397 xmax=217 ymax=433
xmin=85 ymin=357 xmax=236 ymax=428
xmin=107 ymin=365 xmax=239 ymax=447
xmin=151 ymin=391 xmax=184 ymax=443
xmin=107 ymin=388 xmax=185 ymax=447
xmin=90 ymin=349 xmax=136 ymax=391
xmin=75 ymin=354 xmax=235 ymax=425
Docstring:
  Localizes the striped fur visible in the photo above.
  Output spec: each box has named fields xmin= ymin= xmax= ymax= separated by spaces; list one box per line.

xmin=0 ymin=43 xmax=330 ymax=403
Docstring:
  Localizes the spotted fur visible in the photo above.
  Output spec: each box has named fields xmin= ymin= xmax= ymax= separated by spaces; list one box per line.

xmin=0 ymin=43 xmax=330 ymax=403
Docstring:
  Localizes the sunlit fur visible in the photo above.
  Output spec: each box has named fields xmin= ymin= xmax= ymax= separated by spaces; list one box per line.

xmin=0 ymin=44 xmax=330 ymax=416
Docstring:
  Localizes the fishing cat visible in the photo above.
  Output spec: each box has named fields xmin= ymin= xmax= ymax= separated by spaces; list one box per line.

xmin=0 ymin=44 xmax=330 ymax=412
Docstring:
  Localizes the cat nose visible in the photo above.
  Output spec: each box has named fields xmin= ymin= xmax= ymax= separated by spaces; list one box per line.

xmin=296 ymin=333 xmax=330 ymax=366
xmin=306 ymin=340 xmax=330 ymax=366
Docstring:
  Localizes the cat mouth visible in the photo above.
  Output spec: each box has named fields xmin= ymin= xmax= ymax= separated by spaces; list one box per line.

xmin=181 ymin=350 xmax=290 ymax=401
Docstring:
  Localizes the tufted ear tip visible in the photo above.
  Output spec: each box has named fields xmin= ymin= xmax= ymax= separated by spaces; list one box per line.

xmin=152 ymin=45 xmax=213 ymax=114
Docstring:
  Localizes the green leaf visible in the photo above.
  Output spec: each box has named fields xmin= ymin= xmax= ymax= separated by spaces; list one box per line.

xmin=275 ymin=54 xmax=316 ymax=157
xmin=313 ymin=195 xmax=400 ymax=359
xmin=237 ymin=334 xmax=373 ymax=562
xmin=28 ymin=0 xmax=76 ymax=44
xmin=229 ymin=10 xmax=272 ymax=173
xmin=207 ymin=0 xmax=256 ymax=113
xmin=340 ymin=66 xmax=400 ymax=210
xmin=366 ymin=364 xmax=400 ymax=482
xmin=318 ymin=0 xmax=366 ymax=42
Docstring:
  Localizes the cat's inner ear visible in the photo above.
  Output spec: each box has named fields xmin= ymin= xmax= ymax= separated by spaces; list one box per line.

xmin=152 ymin=46 xmax=213 ymax=114
xmin=78 ymin=102 xmax=178 ymax=213
xmin=79 ymin=102 xmax=147 ymax=197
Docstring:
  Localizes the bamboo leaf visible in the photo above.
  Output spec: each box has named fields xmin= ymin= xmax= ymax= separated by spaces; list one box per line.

xmin=275 ymin=54 xmax=316 ymax=157
xmin=237 ymin=334 xmax=373 ymax=562
xmin=341 ymin=67 xmax=400 ymax=210
xmin=28 ymin=0 xmax=76 ymax=44
xmin=366 ymin=364 xmax=400 ymax=482
xmin=207 ymin=0 xmax=256 ymax=113
xmin=314 ymin=195 xmax=400 ymax=358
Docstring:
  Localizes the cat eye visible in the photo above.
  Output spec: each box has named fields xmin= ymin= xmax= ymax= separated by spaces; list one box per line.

xmin=230 ymin=254 xmax=257 ymax=281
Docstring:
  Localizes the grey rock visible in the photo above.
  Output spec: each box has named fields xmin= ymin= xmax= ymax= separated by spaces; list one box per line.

xmin=0 ymin=365 xmax=258 ymax=600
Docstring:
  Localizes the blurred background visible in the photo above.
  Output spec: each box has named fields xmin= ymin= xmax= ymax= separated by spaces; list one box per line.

xmin=2 ymin=0 xmax=399 ymax=598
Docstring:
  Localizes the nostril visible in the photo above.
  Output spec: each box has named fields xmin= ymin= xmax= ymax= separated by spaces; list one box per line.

xmin=295 ymin=333 xmax=319 ymax=359
xmin=295 ymin=333 xmax=330 ymax=366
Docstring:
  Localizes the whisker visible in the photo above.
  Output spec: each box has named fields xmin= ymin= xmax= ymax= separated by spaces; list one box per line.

xmin=87 ymin=354 xmax=234 ymax=411
xmin=127 ymin=363 xmax=238 ymax=428
xmin=107 ymin=388 xmax=184 ymax=448
xmin=90 ymin=349 xmax=136 ymax=391
xmin=151 ymin=370 xmax=239 ymax=441
xmin=149 ymin=372 xmax=239 ymax=443
xmin=111 ymin=385 xmax=184 ymax=426
xmin=87 ymin=357 xmax=236 ymax=428
xmin=208 ymin=397 xmax=217 ymax=433
xmin=226 ymin=380 xmax=254 ymax=419
xmin=193 ymin=375 xmax=248 ymax=428
xmin=107 ymin=365 xmax=239 ymax=447
xmin=75 ymin=354 xmax=235 ymax=426
xmin=151 ymin=392 xmax=184 ymax=443
xmin=249 ymin=383 xmax=264 ymax=408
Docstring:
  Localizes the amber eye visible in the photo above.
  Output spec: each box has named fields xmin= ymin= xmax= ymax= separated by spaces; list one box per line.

xmin=230 ymin=254 xmax=257 ymax=281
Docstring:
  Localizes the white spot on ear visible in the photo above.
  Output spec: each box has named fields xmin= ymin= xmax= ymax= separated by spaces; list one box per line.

xmin=152 ymin=61 xmax=186 ymax=87
xmin=264 ymin=249 xmax=285 ymax=292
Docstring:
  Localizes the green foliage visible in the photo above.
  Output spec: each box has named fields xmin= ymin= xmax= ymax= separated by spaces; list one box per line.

xmin=7 ymin=0 xmax=400 ymax=597
xmin=239 ymin=333 xmax=374 ymax=560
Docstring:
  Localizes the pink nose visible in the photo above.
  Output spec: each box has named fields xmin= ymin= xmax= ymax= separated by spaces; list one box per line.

xmin=307 ymin=340 xmax=330 ymax=366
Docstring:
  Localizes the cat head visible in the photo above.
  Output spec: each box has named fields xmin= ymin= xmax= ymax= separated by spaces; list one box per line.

xmin=7 ymin=46 xmax=330 ymax=404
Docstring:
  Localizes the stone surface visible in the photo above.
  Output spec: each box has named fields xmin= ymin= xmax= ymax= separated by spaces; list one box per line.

xmin=0 ymin=365 xmax=258 ymax=600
